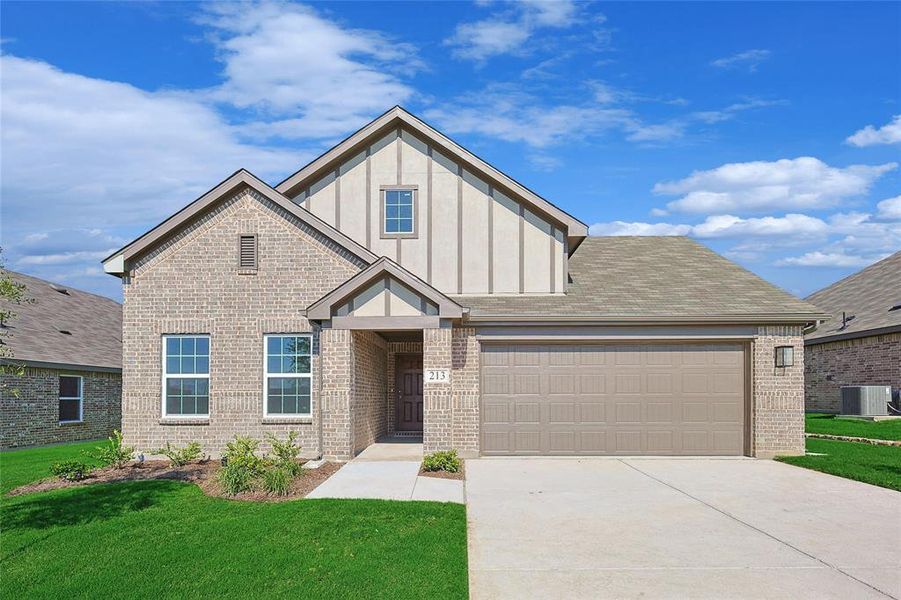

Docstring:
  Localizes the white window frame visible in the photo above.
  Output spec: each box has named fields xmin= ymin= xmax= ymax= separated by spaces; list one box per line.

xmin=263 ymin=334 xmax=313 ymax=418
xmin=59 ymin=374 xmax=83 ymax=424
xmin=380 ymin=186 xmax=418 ymax=238
xmin=161 ymin=334 xmax=210 ymax=418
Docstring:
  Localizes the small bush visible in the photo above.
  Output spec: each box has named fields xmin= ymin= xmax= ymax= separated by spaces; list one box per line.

xmin=266 ymin=431 xmax=302 ymax=476
xmin=218 ymin=435 xmax=267 ymax=495
xmin=50 ymin=460 xmax=92 ymax=481
xmin=87 ymin=430 xmax=134 ymax=468
xmin=422 ymin=450 xmax=461 ymax=473
xmin=262 ymin=466 xmax=292 ymax=496
xmin=157 ymin=441 xmax=202 ymax=467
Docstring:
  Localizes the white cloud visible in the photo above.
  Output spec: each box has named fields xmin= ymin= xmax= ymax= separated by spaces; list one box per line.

xmin=876 ymin=195 xmax=901 ymax=220
xmin=691 ymin=98 xmax=787 ymax=124
xmin=445 ymin=0 xmax=579 ymax=62
xmin=199 ymin=2 xmax=420 ymax=140
xmin=845 ymin=115 xmax=901 ymax=147
xmin=654 ymin=157 xmax=897 ymax=214
xmin=776 ymin=251 xmax=888 ymax=268
xmin=710 ymin=49 xmax=771 ymax=72
xmin=590 ymin=213 xmax=829 ymax=240
xmin=625 ymin=122 xmax=686 ymax=143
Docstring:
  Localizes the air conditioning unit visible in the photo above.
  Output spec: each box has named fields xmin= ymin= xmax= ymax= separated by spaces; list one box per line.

xmin=841 ymin=386 xmax=891 ymax=416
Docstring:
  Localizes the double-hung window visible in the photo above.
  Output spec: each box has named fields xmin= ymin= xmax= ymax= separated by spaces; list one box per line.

xmin=163 ymin=335 xmax=210 ymax=417
xmin=383 ymin=188 xmax=415 ymax=236
xmin=264 ymin=335 xmax=312 ymax=417
xmin=59 ymin=375 xmax=83 ymax=423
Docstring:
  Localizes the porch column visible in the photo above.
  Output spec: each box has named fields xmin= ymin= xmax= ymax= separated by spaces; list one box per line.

xmin=423 ymin=327 xmax=453 ymax=453
xmin=320 ymin=328 xmax=354 ymax=460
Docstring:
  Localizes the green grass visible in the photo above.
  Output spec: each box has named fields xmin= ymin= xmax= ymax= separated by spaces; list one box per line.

xmin=0 ymin=440 xmax=102 ymax=494
xmin=805 ymin=412 xmax=901 ymax=441
xmin=777 ymin=438 xmax=901 ymax=491
xmin=1 ymin=443 xmax=469 ymax=599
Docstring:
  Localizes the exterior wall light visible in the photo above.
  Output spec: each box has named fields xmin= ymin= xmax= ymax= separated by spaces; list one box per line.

xmin=775 ymin=346 xmax=794 ymax=368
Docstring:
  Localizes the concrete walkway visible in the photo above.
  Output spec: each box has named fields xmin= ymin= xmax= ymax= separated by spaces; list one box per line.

xmin=307 ymin=441 xmax=465 ymax=503
xmin=466 ymin=458 xmax=900 ymax=600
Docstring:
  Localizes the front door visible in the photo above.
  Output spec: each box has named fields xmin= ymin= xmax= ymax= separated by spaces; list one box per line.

xmin=395 ymin=354 xmax=423 ymax=432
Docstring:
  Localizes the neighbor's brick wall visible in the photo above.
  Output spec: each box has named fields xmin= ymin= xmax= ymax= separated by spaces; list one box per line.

xmin=1 ymin=367 xmax=121 ymax=448
xmin=451 ymin=327 xmax=480 ymax=454
xmin=423 ymin=327 xmax=453 ymax=453
xmin=752 ymin=326 xmax=805 ymax=458
xmin=386 ymin=341 xmax=422 ymax=435
xmin=351 ymin=331 xmax=388 ymax=453
xmin=805 ymin=332 xmax=901 ymax=413
xmin=121 ymin=188 xmax=365 ymax=458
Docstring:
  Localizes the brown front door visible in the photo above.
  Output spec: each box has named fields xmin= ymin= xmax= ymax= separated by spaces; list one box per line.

xmin=395 ymin=354 xmax=423 ymax=432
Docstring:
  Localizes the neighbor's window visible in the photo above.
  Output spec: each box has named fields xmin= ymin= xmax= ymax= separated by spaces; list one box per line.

xmin=264 ymin=334 xmax=312 ymax=416
xmin=163 ymin=335 xmax=210 ymax=416
xmin=59 ymin=375 xmax=83 ymax=423
xmin=383 ymin=189 xmax=415 ymax=235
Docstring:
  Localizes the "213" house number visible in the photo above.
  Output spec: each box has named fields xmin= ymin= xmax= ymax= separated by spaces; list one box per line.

xmin=425 ymin=369 xmax=450 ymax=383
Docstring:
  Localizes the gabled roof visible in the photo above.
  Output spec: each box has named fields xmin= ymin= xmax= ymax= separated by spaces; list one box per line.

xmin=102 ymin=170 xmax=378 ymax=275
xmin=1 ymin=270 xmax=122 ymax=372
xmin=275 ymin=106 xmax=589 ymax=243
xmin=805 ymin=251 xmax=900 ymax=344
xmin=306 ymin=256 xmax=465 ymax=320
xmin=456 ymin=236 xmax=827 ymax=324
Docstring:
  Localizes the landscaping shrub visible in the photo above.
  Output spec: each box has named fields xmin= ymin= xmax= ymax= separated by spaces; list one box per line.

xmin=266 ymin=431 xmax=302 ymax=476
xmin=50 ymin=460 xmax=92 ymax=481
xmin=262 ymin=466 xmax=292 ymax=496
xmin=87 ymin=430 xmax=134 ymax=469
xmin=218 ymin=435 xmax=268 ymax=495
xmin=422 ymin=450 xmax=461 ymax=473
xmin=157 ymin=441 xmax=202 ymax=467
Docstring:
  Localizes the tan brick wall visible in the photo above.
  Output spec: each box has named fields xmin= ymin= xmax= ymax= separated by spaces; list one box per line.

xmin=451 ymin=327 xmax=480 ymax=454
xmin=752 ymin=326 xmax=805 ymax=458
xmin=320 ymin=329 xmax=353 ymax=459
xmin=805 ymin=333 xmax=901 ymax=413
xmin=352 ymin=330 xmax=388 ymax=453
xmin=423 ymin=327 xmax=453 ymax=453
xmin=121 ymin=188 xmax=365 ymax=458
xmin=1 ymin=367 xmax=121 ymax=448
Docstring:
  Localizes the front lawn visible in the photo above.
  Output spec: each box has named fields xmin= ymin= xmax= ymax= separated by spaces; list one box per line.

xmin=777 ymin=438 xmax=901 ymax=491
xmin=0 ymin=440 xmax=101 ymax=494
xmin=1 ymin=443 xmax=469 ymax=599
xmin=805 ymin=412 xmax=901 ymax=441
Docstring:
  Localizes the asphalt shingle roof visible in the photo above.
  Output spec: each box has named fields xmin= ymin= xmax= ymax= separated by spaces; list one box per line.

xmin=0 ymin=271 xmax=122 ymax=370
xmin=804 ymin=251 xmax=901 ymax=344
xmin=456 ymin=236 xmax=824 ymax=321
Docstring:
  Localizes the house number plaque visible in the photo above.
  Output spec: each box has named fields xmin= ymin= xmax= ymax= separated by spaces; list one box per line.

xmin=425 ymin=369 xmax=450 ymax=383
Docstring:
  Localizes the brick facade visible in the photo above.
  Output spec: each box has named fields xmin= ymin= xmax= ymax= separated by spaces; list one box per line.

xmin=751 ymin=326 xmax=805 ymax=458
xmin=805 ymin=332 xmax=901 ymax=413
xmin=1 ymin=367 xmax=121 ymax=448
xmin=422 ymin=327 xmax=453 ymax=453
xmin=121 ymin=189 xmax=365 ymax=458
xmin=351 ymin=331 xmax=388 ymax=453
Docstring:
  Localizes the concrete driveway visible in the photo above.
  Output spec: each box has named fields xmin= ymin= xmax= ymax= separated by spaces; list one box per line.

xmin=466 ymin=458 xmax=900 ymax=599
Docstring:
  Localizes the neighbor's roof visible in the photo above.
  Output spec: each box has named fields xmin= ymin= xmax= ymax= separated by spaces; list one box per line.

xmin=456 ymin=236 xmax=826 ymax=323
xmin=804 ymin=251 xmax=901 ymax=344
xmin=0 ymin=271 xmax=122 ymax=371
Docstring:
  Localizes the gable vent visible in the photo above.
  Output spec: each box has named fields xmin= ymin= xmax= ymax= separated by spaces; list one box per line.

xmin=239 ymin=235 xmax=257 ymax=269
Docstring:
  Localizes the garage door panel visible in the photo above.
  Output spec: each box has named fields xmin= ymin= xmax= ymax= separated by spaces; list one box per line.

xmin=481 ymin=343 xmax=746 ymax=456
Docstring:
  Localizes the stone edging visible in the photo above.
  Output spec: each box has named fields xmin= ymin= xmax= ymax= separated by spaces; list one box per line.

xmin=805 ymin=433 xmax=901 ymax=447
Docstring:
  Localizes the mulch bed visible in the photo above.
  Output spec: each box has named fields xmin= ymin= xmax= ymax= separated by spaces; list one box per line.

xmin=7 ymin=460 xmax=342 ymax=501
xmin=418 ymin=462 xmax=465 ymax=480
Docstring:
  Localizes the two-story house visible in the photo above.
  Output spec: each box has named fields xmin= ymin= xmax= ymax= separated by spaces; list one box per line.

xmin=102 ymin=107 xmax=824 ymax=459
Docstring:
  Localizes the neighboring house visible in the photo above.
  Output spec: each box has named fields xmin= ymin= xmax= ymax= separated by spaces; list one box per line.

xmin=804 ymin=251 xmax=901 ymax=413
xmin=102 ymin=107 xmax=824 ymax=460
xmin=0 ymin=271 xmax=122 ymax=448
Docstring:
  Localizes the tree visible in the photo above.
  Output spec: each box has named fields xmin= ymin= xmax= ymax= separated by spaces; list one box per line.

xmin=0 ymin=248 xmax=32 ymax=393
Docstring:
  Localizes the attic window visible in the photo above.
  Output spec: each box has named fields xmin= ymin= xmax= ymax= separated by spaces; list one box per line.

xmin=239 ymin=235 xmax=257 ymax=270
xmin=50 ymin=284 xmax=70 ymax=295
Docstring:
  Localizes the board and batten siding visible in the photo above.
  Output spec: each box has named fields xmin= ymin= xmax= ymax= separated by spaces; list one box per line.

xmin=290 ymin=128 xmax=566 ymax=296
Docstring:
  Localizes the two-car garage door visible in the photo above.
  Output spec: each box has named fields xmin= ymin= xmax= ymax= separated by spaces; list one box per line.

xmin=480 ymin=343 xmax=748 ymax=456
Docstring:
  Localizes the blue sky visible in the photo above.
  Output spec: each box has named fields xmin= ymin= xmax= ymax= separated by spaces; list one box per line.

xmin=1 ymin=1 xmax=899 ymax=301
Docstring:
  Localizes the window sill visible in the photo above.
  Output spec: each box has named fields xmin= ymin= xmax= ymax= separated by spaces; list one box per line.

xmin=262 ymin=417 xmax=313 ymax=425
xmin=159 ymin=417 xmax=210 ymax=426
xmin=59 ymin=420 xmax=84 ymax=426
xmin=237 ymin=268 xmax=258 ymax=276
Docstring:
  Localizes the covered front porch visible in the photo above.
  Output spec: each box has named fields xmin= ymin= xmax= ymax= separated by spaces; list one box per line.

xmin=307 ymin=257 xmax=469 ymax=460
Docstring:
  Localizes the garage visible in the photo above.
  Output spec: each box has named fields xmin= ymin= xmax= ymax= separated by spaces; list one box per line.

xmin=480 ymin=343 xmax=748 ymax=456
